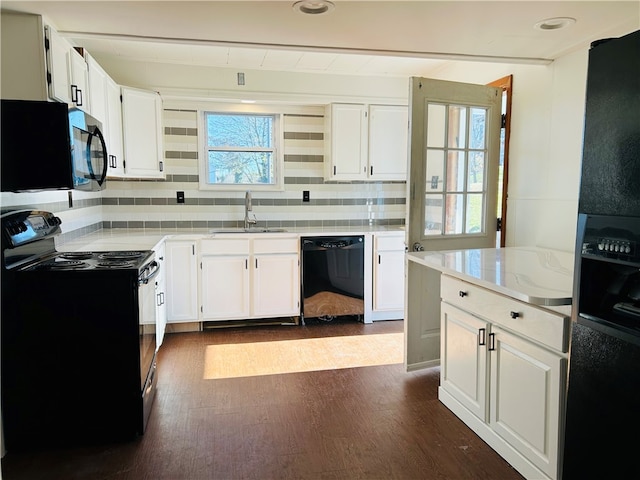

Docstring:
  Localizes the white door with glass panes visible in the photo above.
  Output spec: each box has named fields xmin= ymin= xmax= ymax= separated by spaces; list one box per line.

xmin=405 ymin=77 xmax=502 ymax=371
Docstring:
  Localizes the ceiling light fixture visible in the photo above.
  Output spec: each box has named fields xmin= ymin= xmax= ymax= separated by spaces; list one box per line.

xmin=292 ymin=0 xmax=335 ymax=15
xmin=534 ymin=17 xmax=576 ymax=31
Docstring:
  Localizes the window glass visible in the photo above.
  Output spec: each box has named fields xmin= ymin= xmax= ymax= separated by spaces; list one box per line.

xmin=203 ymin=112 xmax=279 ymax=188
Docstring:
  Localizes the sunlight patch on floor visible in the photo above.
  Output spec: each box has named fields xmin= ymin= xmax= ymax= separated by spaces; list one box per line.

xmin=203 ymin=332 xmax=404 ymax=379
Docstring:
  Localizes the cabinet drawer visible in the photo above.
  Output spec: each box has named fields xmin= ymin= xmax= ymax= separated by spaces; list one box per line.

xmin=253 ymin=236 xmax=299 ymax=254
xmin=441 ymin=275 xmax=570 ymax=353
xmin=201 ymin=238 xmax=250 ymax=255
xmin=375 ymin=234 xmax=405 ymax=251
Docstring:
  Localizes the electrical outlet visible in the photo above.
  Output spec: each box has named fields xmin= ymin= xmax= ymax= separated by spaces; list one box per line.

xmin=177 ymin=191 xmax=185 ymax=204
xmin=303 ymin=190 xmax=310 ymax=202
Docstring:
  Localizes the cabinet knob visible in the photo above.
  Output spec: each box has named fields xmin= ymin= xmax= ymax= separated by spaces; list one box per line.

xmin=510 ymin=311 xmax=520 ymax=319
xmin=459 ymin=291 xmax=467 ymax=297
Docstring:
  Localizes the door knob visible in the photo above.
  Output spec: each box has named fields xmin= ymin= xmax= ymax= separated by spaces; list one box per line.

xmin=412 ymin=242 xmax=424 ymax=252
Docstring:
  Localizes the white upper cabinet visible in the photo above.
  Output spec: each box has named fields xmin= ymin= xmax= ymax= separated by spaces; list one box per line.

xmin=325 ymin=103 xmax=408 ymax=181
xmin=325 ymin=103 xmax=368 ymax=180
xmin=120 ymin=86 xmax=165 ymax=179
xmin=105 ymin=78 xmax=125 ymax=176
xmin=368 ymin=104 xmax=408 ymax=180
xmin=44 ymin=25 xmax=73 ymax=104
xmin=87 ymin=53 xmax=107 ymax=123
xmin=68 ymin=47 xmax=89 ymax=112
xmin=1 ymin=12 xmax=49 ymax=101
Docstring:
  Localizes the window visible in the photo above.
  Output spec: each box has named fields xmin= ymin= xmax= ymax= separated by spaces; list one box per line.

xmin=201 ymin=110 xmax=282 ymax=190
xmin=424 ymin=103 xmax=488 ymax=236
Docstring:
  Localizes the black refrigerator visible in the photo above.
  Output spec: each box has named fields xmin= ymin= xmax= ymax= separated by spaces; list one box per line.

xmin=563 ymin=30 xmax=640 ymax=479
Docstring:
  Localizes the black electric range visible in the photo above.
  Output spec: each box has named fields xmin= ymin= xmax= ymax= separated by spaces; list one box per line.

xmin=1 ymin=210 xmax=159 ymax=451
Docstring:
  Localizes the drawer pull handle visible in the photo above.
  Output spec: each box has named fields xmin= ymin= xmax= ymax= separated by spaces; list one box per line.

xmin=459 ymin=291 xmax=467 ymax=297
xmin=510 ymin=311 xmax=520 ymax=319
xmin=478 ymin=328 xmax=486 ymax=346
xmin=488 ymin=333 xmax=496 ymax=351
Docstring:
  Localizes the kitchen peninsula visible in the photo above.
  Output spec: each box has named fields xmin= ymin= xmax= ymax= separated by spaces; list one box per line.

xmin=406 ymin=247 xmax=574 ymax=480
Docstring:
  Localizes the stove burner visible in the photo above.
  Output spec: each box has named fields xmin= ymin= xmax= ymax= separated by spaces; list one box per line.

xmin=39 ymin=260 xmax=89 ymax=270
xmin=95 ymin=261 xmax=136 ymax=269
xmin=59 ymin=252 xmax=94 ymax=260
xmin=98 ymin=251 xmax=145 ymax=261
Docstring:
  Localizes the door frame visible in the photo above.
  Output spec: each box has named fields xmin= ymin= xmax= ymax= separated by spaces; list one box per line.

xmin=487 ymin=75 xmax=513 ymax=248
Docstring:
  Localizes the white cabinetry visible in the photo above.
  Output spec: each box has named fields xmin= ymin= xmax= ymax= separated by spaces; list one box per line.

xmin=154 ymin=242 xmax=167 ymax=348
xmin=439 ymin=274 xmax=569 ymax=480
xmin=200 ymin=235 xmax=300 ymax=321
xmin=325 ymin=103 xmax=408 ymax=181
xmin=120 ymin=86 xmax=165 ymax=179
xmin=252 ymin=237 xmax=300 ymax=317
xmin=1 ymin=13 xmax=90 ymax=112
xmin=68 ymin=47 xmax=89 ymax=112
xmin=44 ymin=24 xmax=73 ymax=104
xmin=165 ymin=240 xmax=199 ymax=323
xmin=200 ymin=238 xmax=251 ymax=320
xmin=87 ymin=53 xmax=108 ymax=124
xmin=88 ymin=54 xmax=125 ymax=175
xmin=372 ymin=232 xmax=405 ymax=313
xmin=1 ymin=12 xmax=48 ymax=101
xmin=105 ymin=77 xmax=125 ymax=175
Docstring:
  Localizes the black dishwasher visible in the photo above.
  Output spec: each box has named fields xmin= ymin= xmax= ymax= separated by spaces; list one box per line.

xmin=301 ymin=236 xmax=364 ymax=324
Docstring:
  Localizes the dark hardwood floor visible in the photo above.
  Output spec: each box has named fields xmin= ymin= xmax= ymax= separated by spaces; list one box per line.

xmin=2 ymin=319 xmax=524 ymax=480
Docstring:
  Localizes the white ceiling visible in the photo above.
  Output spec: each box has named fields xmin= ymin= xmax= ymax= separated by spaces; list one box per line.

xmin=2 ymin=1 xmax=639 ymax=77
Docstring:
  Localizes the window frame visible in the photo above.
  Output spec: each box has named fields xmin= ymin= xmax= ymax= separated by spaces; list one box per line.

xmin=198 ymin=104 xmax=284 ymax=191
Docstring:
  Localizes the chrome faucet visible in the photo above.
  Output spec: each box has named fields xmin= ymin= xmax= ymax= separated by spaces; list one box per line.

xmin=244 ymin=190 xmax=257 ymax=230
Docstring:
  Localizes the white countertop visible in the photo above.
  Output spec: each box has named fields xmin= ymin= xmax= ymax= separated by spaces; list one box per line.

xmin=407 ymin=247 xmax=575 ymax=307
xmin=57 ymin=226 xmax=405 ymax=252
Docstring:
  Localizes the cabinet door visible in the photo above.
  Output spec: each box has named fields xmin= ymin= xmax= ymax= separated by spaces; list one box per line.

xmin=201 ymin=255 xmax=250 ymax=320
xmin=368 ymin=105 xmax=408 ymax=180
xmin=373 ymin=250 xmax=405 ymax=311
xmin=86 ymin=54 xmax=107 ymax=124
xmin=165 ymin=241 xmax=198 ymax=322
xmin=68 ymin=48 xmax=89 ymax=112
xmin=328 ymin=104 xmax=367 ymax=180
xmin=154 ymin=243 xmax=167 ymax=348
xmin=105 ymin=78 xmax=125 ymax=176
xmin=121 ymin=87 xmax=164 ymax=178
xmin=440 ymin=303 xmax=489 ymax=421
xmin=252 ymin=253 xmax=300 ymax=317
xmin=44 ymin=25 xmax=72 ymax=104
xmin=489 ymin=327 xmax=565 ymax=479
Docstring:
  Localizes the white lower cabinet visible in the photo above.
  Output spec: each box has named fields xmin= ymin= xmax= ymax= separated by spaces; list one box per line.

xmin=439 ymin=274 xmax=569 ymax=480
xmin=372 ymin=233 xmax=405 ymax=312
xmin=165 ymin=240 xmax=199 ymax=323
xmin=154 ymin=242 xmax=167 ymax=348
xmin=253 ymin=253 xmax=300 ymax=317
xmin=201 ymin=243 xmax=250 ymax=320
xmin=200 ymin=235 xmax=300 ymax=321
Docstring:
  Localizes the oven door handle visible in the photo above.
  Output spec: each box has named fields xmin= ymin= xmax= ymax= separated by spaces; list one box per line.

xmin=139 ymin=260 xmax=160 ymax=285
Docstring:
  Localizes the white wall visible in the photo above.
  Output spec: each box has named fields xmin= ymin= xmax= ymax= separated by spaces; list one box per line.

xmin=2 ymin=49 xmax=590 ymax=251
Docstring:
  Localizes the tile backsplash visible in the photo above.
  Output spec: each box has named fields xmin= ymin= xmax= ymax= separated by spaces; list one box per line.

xmin=1 ymin=107 xmax=406 ymax=241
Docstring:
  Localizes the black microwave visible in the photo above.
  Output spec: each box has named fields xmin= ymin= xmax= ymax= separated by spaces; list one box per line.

xmin=1 ymin=99 xmax=107 ymax=192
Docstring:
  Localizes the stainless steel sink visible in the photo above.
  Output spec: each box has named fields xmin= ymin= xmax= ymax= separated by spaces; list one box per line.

xmin=209 ymin=228 xmax=287 ymax=234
